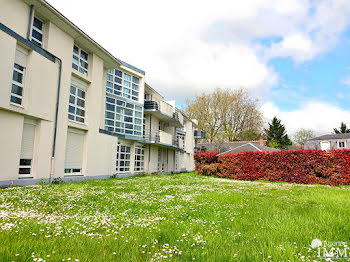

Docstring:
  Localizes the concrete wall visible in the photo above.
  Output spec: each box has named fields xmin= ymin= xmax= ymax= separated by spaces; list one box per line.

xmin=0 ymin=0 xmax=197 ymax=185
xmin=305 ymin=139 xmax=350 ymax=150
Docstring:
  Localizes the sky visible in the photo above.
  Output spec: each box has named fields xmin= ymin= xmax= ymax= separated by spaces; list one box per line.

xmin=47 ymin=0 xmax=350 ymax=136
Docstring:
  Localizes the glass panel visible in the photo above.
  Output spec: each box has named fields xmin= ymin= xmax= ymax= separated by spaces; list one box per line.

xmin=106 ymin=97 xmax=115 ymax=104
xmin=76 ymin=108 xmax=85 ymax=117
xmin=19 ymin=168 xmax=31 ymax=174
xmin=123 ymin=94 xmax=131 ymax=99
xmin=32 ymin=29 xmax=42 ymax=42
xmin=77 ymin=98 xmax=85 ymax=108
xmin=80 ymin=60 xmax=88 ymax=69
xmin=124 ymin=74 xmax=131 ymax=81
xmin=124 ymin=81 xmax=131 ymax=87
xmin=132 ymin=76 xmax=139 ymax=84
xmin=33 ymin=17 xmax=43 ymax=30
xmin=114 ymin=84 xmax=122 ymax=90
xmin=14 ymin=64 xmax=24 ymax=71
xmin=13 ymin=70 xmax=23 ymax=83
xmin=73 ymin=45 xmax=79 ymax=55
xmin=10 ymin=96 xmax=21 ymax=104
xmin=107 ymin=74 xmax=114 ymax=81
xmin=105 ymin=120 xmax=114 ymax=126
xmin=124 ymin=117 xmax=132 ymax=122
xmin=69 ymin=95 xmax=75 ymax=104
xmin=77 ymin=89 xmax=85 ymax=99
xmin=11 ymin=84 xmax=22 ymax=96
xmin=126 ymin=103 xmax=134 ymax=109
xmin=76 ymin=117 xmax=84 ymax=123
xmin=70 ymin=86 xmax=76 ymax=94
xmin=125 ymin=109 xmax=133 ymax=116
xmin=80 ymin=50 xmax=88 ymax=61
xmin=106 ymin=103 xmax=115 ymax=111
xmin=106 ymin=112 xmax=114 ymax=119
xmin=115 ymin=70 xmax=122 ymax=77
xmin=117 ymin=100 xmax=125 ymax=106
xmin=68 ymin=106 xmax=75 ymax=114
xmin=20 ymin=159 xmax=32 ymax=166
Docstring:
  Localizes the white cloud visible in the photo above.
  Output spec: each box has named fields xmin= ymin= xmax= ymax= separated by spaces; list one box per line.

xmin=46 ymin=0 xmax=350 ymax=101
xmin=262 ymin=101 xmax=350 ymax=135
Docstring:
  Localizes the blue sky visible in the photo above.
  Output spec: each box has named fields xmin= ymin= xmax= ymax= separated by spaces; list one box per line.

xmin=48 ymin=0 xmax=350 ymax=135
xmin=267 ymin=31 xmax=350 ymax=111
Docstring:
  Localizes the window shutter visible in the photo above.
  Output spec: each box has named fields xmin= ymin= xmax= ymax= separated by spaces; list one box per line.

xmin=20 ymin=119 xmax=36 ymax=159
xmin=65 ymin=128 xmax=85 ymax=169
xmin=15 ymin=45 xmax=28 ymax=66
xmin=71 ymin=76 xmax=88 ymax=90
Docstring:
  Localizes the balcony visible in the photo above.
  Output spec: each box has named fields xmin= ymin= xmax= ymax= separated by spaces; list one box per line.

xmin=144 ymin=100 xmax=183 ymax=128
xmin=194 ymin=130 xmax=206 ymax=139
xmin=143 ymin=129 xmax=181 ymax=150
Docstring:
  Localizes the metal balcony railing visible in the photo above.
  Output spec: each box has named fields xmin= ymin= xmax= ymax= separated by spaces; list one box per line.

xmin=144 ymin=100 xmax=159 ymax=110
xmin=144 ymin=129 xmax=179 ymax=148
xmin=144 ymin=100 xmax=184 ymax=127
xmin=194 ymin=130 xmax=206 ymax=139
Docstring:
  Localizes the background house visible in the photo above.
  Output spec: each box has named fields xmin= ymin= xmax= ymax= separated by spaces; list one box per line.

xmin=198 ymin=139 xmax=279 ymax=154
xmin=304 ymin=133 xmax=350 ymax=150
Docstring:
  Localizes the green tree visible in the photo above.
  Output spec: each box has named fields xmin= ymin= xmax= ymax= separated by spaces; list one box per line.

xmin=265 ymin=117 xmax=292 ymax=149
xmin=293 ymin=128 xmax=315 ymax=145
xmin=333 ymin=122 xmax=350 ymax=134
xmin=185 ymin=88 xmax=263 ymax=142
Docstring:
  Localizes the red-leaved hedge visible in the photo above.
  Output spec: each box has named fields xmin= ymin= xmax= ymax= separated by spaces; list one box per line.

xmin=194 ymin=150 xmax=350 ymax=185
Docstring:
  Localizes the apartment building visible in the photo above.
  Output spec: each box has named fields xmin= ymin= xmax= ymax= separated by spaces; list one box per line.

xmin=0 ymin=0 xmax=200 ymax=186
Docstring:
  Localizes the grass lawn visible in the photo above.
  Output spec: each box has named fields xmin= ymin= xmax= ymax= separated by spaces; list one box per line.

xmin=0 ymin=173 xmax=349 ymax=261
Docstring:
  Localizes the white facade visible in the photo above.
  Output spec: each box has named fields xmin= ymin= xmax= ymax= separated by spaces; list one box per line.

xmin=0 ymin=0 xmax=199 ymax=186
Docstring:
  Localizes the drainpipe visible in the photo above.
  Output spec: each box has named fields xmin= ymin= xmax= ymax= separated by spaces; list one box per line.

xmin=49 ymin=57 xmax=62 ymax=183
xmin=27 ymin=5 xmax=34 ymax=40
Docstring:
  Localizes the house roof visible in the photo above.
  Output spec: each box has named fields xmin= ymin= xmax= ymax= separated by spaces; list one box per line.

xmin=308 ymin=133 xmax=350 ymax=141
xmin=217 ymin=143 xmax=279 ymax=156
xmin=198 ymin=141 xmax=266 ymax=153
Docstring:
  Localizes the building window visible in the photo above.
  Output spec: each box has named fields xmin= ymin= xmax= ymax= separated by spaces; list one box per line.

xmin=134 ymin=145 xmax=145 ymax=172
xmin=104 ymin=96 xmax=143 ymax=136
xmin=72 ymin=45 xmax=89 ymax=76
xmin=68 ymin=84 xmax=86 ymax=123
xmin=106 ymin=69 xmax=139 ymax=101
xmin=116 ymin=143 xmax=131 ymax=172
xmin=64 ymin=128 xmax=85 ymax=175
xmin=31 ymin=17 xmax=44 ymax=46
xmin=19 ymin=119 xmax=36 ymax=177
xmin=338 ymin=141 xmax=346 ymax=149
xmin=11 ymin=45 xmax=28 ymax=105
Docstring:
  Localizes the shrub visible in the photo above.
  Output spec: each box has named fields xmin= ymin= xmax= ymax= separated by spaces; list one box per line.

xmin=194 ymin=150 xmax=350 ymax=185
